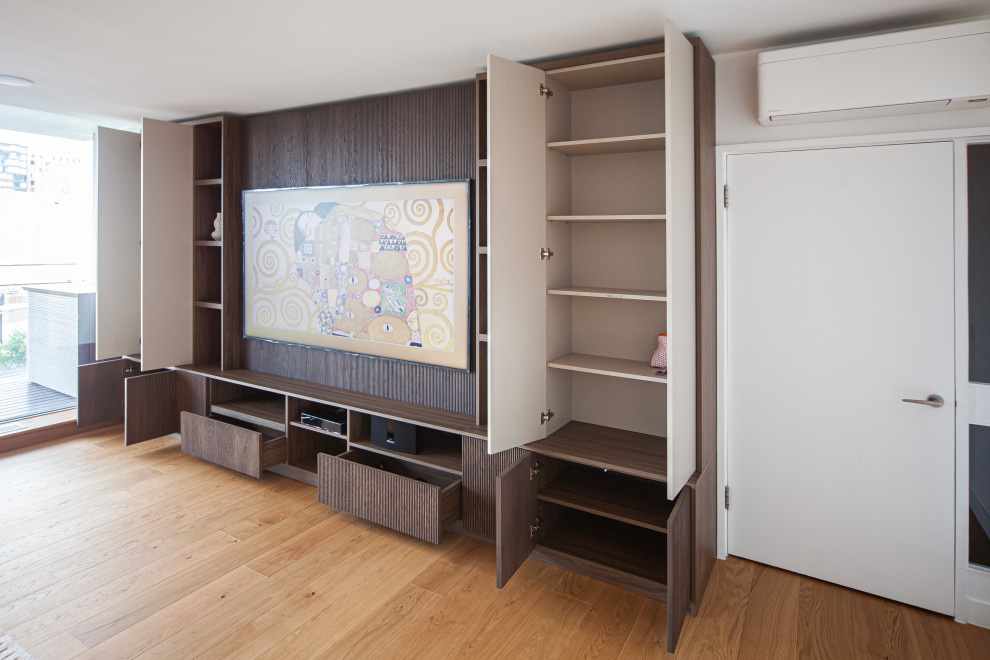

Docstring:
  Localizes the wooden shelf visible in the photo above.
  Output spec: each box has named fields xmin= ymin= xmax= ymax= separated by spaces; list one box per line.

xmin=124 ymin=353 xmax=141 ymax=362
xmin=211 ymin=395 xmax=285 ymax=433
xmin=547 ymin=286 xmax=667 ymax=302
xmin=547 ymin=353 xmax=667 ymax=383
xmin=539 ymin=465 xmax=672 ymax=532
xmin=194 ymin=240 xmax=222 ymax=247
xmin=546 ymin=133 xmax=664 ymax=156
xmin=177 ymin=364 xmax=487 ymax=439
xmin=525 ymin=421 xmax=666 ymax=482
xmin=289 ymin=420 xmax=346 ymax=441
xmin=547 ymin=214 xmax=665 ymax=223
xmin=547 ymin=53 xmax=664 ymax=90
xmin=194 ymin=300 xmax=222 ymax=310
xmin=194 ymin=178 xmax=222 ymax=186
xmin=349 ymin=437 xmax=462 ymax=476
xmin=533 ymin=510 xmax=666 ymax=588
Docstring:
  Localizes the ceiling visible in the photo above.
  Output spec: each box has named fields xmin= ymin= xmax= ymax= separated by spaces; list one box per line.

xmin=0 ymin=0 xmax=988 ymax=135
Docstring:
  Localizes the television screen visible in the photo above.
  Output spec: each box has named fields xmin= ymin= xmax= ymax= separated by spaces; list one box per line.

xmin=242 ymin=180 xmax=470 ymax=370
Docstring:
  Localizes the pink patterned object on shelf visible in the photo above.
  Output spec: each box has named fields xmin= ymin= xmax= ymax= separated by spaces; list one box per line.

xmin=650 ymin=333 xmax=667 ymax=371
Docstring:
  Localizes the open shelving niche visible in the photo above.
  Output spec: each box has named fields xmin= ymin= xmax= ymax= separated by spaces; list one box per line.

xmin=191 ymin=118 xmax=224 ymax=365
xmin=179 ymin=364 xmax=480 ymax=489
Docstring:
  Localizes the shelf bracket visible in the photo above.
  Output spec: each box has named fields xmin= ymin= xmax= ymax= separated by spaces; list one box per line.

xmin=540 ymin=409 xmax=554 ymax=424
xmin=539 ymin=83 xmax=553 ymax=99
xmin=540 ymin=247 xmax=553 ymax=261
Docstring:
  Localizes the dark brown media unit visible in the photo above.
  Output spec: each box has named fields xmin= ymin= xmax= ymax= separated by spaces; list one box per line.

xmin=81 ymin=26 xmax=716 ymax=655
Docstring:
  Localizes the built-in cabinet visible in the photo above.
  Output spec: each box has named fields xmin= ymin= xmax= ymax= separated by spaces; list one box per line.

xmin=480 ymin=21 xmax=710 ymax=652
xmin=83 ymin=23 xmax=714 ymax=655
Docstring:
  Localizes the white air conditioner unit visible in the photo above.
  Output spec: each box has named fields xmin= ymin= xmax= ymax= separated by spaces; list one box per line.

xmin=758 ymin=20 xmax=990 ymax=125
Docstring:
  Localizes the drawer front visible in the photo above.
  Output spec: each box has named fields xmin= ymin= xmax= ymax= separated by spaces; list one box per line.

xmin=318 ymin=451 xmax=461 ymax=544
xmin=180 ymin=411 xmax=286 ymax=479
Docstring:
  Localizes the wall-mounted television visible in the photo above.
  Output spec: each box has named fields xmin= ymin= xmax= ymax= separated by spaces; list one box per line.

xmin=242 ymin=180 xmax=470 ymax=370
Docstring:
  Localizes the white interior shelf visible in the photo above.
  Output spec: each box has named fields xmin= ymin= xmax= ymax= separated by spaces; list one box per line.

xmin=547 ymin=286 xmax=667 ymax=302
xmin=547 ymin=214 xmax=665 ymax=223
xmin=546 ymin=353 xmax=668 ymax=383
xmin=547 ymin=53 xmax=665 ymax=90
xmin=546 ymin=133 xmax=665 ymax=156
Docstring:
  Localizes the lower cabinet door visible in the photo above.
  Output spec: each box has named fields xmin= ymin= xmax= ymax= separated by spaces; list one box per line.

xmin=317 ymin=449 xmax=461 ymax=544
xmin=179 ymin=411 xmax=286 ymax=479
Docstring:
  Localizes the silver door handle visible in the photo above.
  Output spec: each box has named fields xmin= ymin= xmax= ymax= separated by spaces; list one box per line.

xmin=902 ymin=394 xmax=944 ymax=408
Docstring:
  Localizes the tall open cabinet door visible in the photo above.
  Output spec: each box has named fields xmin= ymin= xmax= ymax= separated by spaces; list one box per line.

xmin=141 ymin=118 xmax=194 ymax=372
xmin=486 ymin=55 xmax=548 ymax=454
xmin=664 ymin=20 xmax=697 ymax=498
xmin=94 ymin=127 xmax=141 ymax=361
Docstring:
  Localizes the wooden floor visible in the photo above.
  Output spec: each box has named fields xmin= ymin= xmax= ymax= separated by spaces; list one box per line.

xmin=1 ymin=426 xmax=989 ymax=659
xmin=0 ymin=371 xmax=75 ymax=424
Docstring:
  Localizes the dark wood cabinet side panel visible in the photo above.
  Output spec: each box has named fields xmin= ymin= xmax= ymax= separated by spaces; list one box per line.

xmin=239 ymin=83 xmax=477 ymax=415
xmin=124 ymin=371 xmax=177 ymax=445
xmin=692 ymin=36 xmax=717 ymax=470
xmin=221 ymin=116 xmax=243 ymax=370
xmin=77 ymin=359 xmax=126 ymax=427
xmin=689 ymin=459 xmax=717 ymax=616
xmin=496 ymin=451 xmax=537 ymax=588
xmin=176 ymin=370 xmax=209 ymax=418
xmin=667 ymin=487 xmax=692 ymax=653
xmin=462 ymin=436 xmax=528 ymax=541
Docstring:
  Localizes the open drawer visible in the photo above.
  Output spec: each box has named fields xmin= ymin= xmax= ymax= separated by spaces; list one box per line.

xmin=179 ymin=411 xmax=287 ymax=479
xmin=318 ymin=449 xmax=461 ymax=544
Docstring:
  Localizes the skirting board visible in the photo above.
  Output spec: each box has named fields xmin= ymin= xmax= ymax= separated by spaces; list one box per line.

xmin=962 ymin=564 xmax=990 ymax=630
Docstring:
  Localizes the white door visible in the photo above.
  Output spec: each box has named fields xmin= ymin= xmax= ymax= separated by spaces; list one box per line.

xmin=726 ymin=142 xmax=956 ymax=615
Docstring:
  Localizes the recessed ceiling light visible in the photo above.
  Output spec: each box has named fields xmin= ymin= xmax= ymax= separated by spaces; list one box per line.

xmin=0 ymin=74 xmax=35 ymax=87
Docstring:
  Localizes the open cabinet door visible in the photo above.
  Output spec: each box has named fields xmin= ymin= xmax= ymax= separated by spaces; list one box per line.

xmin=663 ymin=21 xmax=697 ymax=499
xmin=124 ymin=370 xmax=177 ymax=445
xmin=486 ymin=55 xmax=548 ymax=454
xmin=77 ymin=358 xmax=126 ymax=427
xmin=95 ymin=127 xmax=141 ymax=361
xmin=141 ymin=118 xmax=193 ymax=371
xmin=496 ymin=452 xmax=538 ymax=587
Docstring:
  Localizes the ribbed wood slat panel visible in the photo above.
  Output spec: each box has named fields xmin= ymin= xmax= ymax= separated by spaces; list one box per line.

xmin=25 ymin=290 xmax=79 ymax=397
xmin=462 ymin=436 xmax=529 ymax=541
xmin=318 ymin=451 xmax=461 ymax=545
xmin=241 ymin=83 xmax=476 ymax=414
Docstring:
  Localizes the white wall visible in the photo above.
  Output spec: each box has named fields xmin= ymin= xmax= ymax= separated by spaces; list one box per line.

xmin=714 ymin=48 xmax=990 ymax=146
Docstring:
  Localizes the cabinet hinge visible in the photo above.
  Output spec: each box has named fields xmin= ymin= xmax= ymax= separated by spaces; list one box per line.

xmin=540 ymin=409 xmax=554 ymax=424
xmin=725 ymin=485 xmax=730 ymax=510
xmin=529 ymin=461 xmax=543 ymax=480
xmin=539 ymin=83 xmax=553 ymax=99
xmin=723 ymin=185 xmax=729 ymax=209
xmin=540 ymin=247 xmax=553 ymax=261
xmin=530 ymin=517 xmax=544 ymax=537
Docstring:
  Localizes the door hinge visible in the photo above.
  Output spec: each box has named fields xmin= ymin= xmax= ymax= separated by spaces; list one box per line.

xmin=539 ymin=83 xmax=553 ymax=99
xmin=540 ymin=409 xmax=554 ymax=424
xmin=529 ymin=461 xmax=543 ymax=480
xmin=540 ymin=247 xmax=553 ymax=261
xmin=725 ymin=485 xmax=730 ymax=510
xmin=530 ymin=517 xmax=544 ymax=537
xmin=723 ymin=185 xmax=729 ymax=209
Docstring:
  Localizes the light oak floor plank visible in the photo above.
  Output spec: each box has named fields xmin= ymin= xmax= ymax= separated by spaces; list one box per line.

xmin=0 ymin=426 xmax=986 ymax=660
